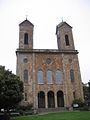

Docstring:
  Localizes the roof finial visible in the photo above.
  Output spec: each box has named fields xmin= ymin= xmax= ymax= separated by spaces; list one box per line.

xmin=61 ymin=17 xmax=63 ymax=22
xmin=26 ymin=15 xmax=28 ymax=20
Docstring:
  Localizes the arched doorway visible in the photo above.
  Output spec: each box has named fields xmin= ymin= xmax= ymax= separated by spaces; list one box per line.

xmin=57 ymin=90 xmax=64 ymax=107
xmin=38 ymin=91 xmax=45 ymax=108
xmin=48 ymin=91 xmax=55 ymax=108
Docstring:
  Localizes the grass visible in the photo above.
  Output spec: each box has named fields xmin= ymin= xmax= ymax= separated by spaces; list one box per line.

xmin=11 ymin=111 xmax=90 ymax=120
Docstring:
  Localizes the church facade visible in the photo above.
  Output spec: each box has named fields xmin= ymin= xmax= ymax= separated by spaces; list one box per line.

xmin=16 ymin=19 xmax=84 ymax=110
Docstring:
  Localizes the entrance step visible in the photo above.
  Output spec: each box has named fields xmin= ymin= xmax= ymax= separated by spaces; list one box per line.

xmin=38 ymin=107 xmax=68 ymax=113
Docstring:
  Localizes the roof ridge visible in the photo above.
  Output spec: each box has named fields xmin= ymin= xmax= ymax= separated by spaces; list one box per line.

xmin=19 ymin=19 xmax=34 ymax=26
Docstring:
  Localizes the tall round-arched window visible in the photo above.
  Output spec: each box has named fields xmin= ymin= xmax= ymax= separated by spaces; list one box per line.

xmin=24 ymin=33 xmax=28 ymax=44
xmin=65 ymin=34 xmax=69 ymax=46
xmin=70 ymin=69 xmax=75 ymax=82
xmin=47 ymin=70 xmax=53 ymax=84
xmin=38 ymin=70 xmax=44 ymax=84
xmin=24 ymin=69 xmax=28 ymax=83
xmin=56 ymin=69 xmax=62 ymax=84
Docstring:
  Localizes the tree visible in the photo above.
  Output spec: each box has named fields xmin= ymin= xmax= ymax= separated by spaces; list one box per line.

xmin=83 ymin=83 xmax=89 ymax=101
xmin=0 ymin=66 xmax=24 ymax=119
xmin=72 ymin=98 xmax=85 ymax=108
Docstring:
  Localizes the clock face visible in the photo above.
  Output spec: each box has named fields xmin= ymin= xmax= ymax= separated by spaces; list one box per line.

xmin=46 ymin=58 xmax=51 ymax=64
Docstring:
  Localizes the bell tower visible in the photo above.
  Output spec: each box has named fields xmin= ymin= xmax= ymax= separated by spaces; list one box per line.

xmin=19 ymin=19 xmax=34 ymax=49
xmin=56 ymin=21 xmax=75 ymax=50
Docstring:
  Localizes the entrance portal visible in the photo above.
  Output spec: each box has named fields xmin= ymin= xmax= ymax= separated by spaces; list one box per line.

xmin=57 ymin=90 xmax=64 ymax=107
xmin=38 ymin=91 xmax=45 ymax=108
xmin=48 ymin=91 xmax=55 ymax=108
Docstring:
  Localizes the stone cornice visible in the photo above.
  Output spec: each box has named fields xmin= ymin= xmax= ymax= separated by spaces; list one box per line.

xmin=16 ymin=49 xmax=78 ymax=54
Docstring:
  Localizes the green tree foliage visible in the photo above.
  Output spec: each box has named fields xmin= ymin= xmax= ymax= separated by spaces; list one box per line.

xmin=83 ymin=83 xmax=89 ymax=101
xmin=0 ymin=66 xmax=24 ymax=111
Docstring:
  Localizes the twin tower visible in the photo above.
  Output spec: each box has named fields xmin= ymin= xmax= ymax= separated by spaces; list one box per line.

xmin=16 ymin=19 xmax=83 ymax=111
xmin=18 ymin=19 xmax=74 ymax=50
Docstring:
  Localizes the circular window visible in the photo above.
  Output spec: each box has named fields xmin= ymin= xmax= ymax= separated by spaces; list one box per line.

xmin=46 ymin=58 xmax=51 ymax=64
xmin=24 ymin=58 xmax=28 ymax=63
xmin=68 ymin=59 xmax=72 ymax=64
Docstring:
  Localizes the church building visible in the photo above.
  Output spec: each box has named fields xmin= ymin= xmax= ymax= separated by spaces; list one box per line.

xmin=16 ymin=19 xmax=84 ymax=111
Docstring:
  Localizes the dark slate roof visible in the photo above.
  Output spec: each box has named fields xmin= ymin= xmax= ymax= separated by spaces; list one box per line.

xmin=19 ymin=19 xmax=34 ymax=26
xmin=56 ymin=21 xmax=72 ymax=34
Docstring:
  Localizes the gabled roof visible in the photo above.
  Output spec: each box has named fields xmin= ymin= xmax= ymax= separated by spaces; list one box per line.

xmin=57 ymin=21 xmax=72 ymax=28
xmin=19 ymin=19 xmax=34 ymax=26
xmin=56 ymin=21 xmax=72 ymax=34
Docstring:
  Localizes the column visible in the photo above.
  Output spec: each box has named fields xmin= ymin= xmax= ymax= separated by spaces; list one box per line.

xmin=45 ymin=93 xmax=48 ymax=108
xmin=55 ymin=93 xmax=57 ymax=108
xmin=64 ymin=93 xmax=67 ymax=107
xmin=35 ymin=94 xmax=38 ymax=109
xmin=32 ymin=53 xmax=36 ymax=110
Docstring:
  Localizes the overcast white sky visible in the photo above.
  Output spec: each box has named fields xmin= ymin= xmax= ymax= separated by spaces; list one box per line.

xmin=0 ymin=0 xmax=90 ymax=83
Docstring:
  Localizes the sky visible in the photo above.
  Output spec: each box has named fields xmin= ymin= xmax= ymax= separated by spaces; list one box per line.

xmin=0 ymin=0 xmax=90 ymax=83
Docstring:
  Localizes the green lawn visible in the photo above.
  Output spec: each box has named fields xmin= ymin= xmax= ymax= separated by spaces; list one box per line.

xmin=11 ymin=111 xmax=90 ymax=120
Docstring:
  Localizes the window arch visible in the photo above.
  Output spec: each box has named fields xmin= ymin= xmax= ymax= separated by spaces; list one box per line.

xmin=70 ymin=69 xmax=75 ymax=82
xmin=38 ymin=70 xmax=44 ymax=84
xmin=24 ymin=69 xmax=28 ymax=83
xmin=56 ymin=69 xmax=62 ymax=84
xmin=47 ymin=70 xmax=53 ymax=84
xmin=24 ymin=33 xmax=28 ymax=44
xmin=65 ymin=34 xmax=69 ymax=46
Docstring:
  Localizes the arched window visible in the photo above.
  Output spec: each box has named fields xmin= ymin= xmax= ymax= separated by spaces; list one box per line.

xmin=65 ymin=34 xmax=69 ymax=46
xmin=47 ymin=70 xmax=53 ymax=84
xmin=24 ymin=69 xmax=28 ymax=83
xmin=56 ymin=69 xmax=62 ymax=84
xmin=70 ymin=69 xmax=75 ymax=82
xmin=38 ymin=70 xmax=44 ymax=84
xmin=24 ymin=33 xmax=28 ymax=44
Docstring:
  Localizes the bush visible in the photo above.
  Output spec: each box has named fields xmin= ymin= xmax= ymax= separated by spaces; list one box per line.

xmin=0 ymin=112 xmax=10 ymax=120
xmin=17 ymin=103 xmax=33 ymax=112
xmin=17 ymin=103 xmax=33 ymax=115
xmin=72 ymin=99 xmax=85 ymax=107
